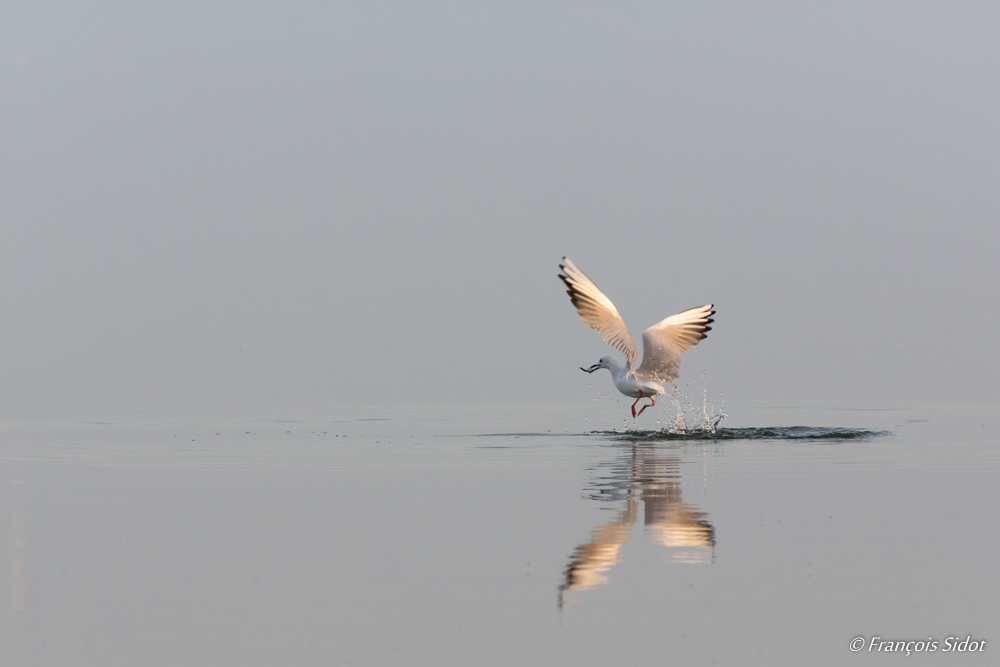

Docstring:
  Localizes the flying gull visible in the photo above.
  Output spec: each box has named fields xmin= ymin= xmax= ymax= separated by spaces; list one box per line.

xmin=558 ymin=257 xmax=715 ymax=417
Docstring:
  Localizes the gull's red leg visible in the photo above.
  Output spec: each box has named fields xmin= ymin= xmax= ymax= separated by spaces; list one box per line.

xmin=631 ymin=391 xmax=644 ymax=418
xmin=635 ymin=395 xmax=656 ymax=417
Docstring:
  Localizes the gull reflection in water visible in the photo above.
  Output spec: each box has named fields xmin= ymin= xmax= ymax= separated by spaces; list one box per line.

xmin=559 ymin=442 xmax=714 ymax=608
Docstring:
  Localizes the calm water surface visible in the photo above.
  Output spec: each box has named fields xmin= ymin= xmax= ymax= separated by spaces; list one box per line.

xmin=1 ymin=401 xmax=997 ymax=666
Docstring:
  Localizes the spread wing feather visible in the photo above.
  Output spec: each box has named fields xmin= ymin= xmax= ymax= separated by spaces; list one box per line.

xmin=637 ymin=304 xmax=715 ymax=382
xmin=558 ymin=257 xmax=638 ymax=367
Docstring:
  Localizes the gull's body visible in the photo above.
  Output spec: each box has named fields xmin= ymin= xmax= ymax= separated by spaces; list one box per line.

xmin=558 ymin=257 xmax=715 ymax=417
xmin=599 ymin=356 xmax=667 ymax=400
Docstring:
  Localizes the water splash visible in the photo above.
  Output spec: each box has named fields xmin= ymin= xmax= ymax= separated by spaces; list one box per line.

xmin=585 ymin=364 xmax=727 ymax=434
xmin=650 ymin=371 xmax=727 ymax=434
xmin=698 ymin=368 xmax=726 ymax=432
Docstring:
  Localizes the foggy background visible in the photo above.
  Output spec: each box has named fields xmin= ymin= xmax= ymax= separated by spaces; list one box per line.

xmin=2 ymin=2 xmax=998 ymax=412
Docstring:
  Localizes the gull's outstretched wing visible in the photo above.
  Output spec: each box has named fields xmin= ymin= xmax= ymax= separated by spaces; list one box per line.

xmin=558 ymin=257 xmax=637 ymax=366
xmin=637 ymin=304 xmax=715 ymax=382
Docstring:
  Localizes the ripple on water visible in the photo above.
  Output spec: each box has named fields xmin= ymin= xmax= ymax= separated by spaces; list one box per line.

xmin=600 ymin=426 xmax=893 ymax=442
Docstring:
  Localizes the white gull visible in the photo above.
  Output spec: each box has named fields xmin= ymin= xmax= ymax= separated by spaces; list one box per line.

xmin=558 ymin=257 xmax=715 ymax=417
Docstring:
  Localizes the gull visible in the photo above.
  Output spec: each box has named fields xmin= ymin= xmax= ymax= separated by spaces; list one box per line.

xmin=558 ymin=257 xmax=715 ymax=417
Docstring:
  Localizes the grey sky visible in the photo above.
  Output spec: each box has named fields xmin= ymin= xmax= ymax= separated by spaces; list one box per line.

xmin=2 ymin=2 xmax=998 ymax=411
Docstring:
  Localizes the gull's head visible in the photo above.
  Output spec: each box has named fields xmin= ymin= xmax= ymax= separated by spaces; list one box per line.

xmin=580 ymin=356 xmax=612 ymax=373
